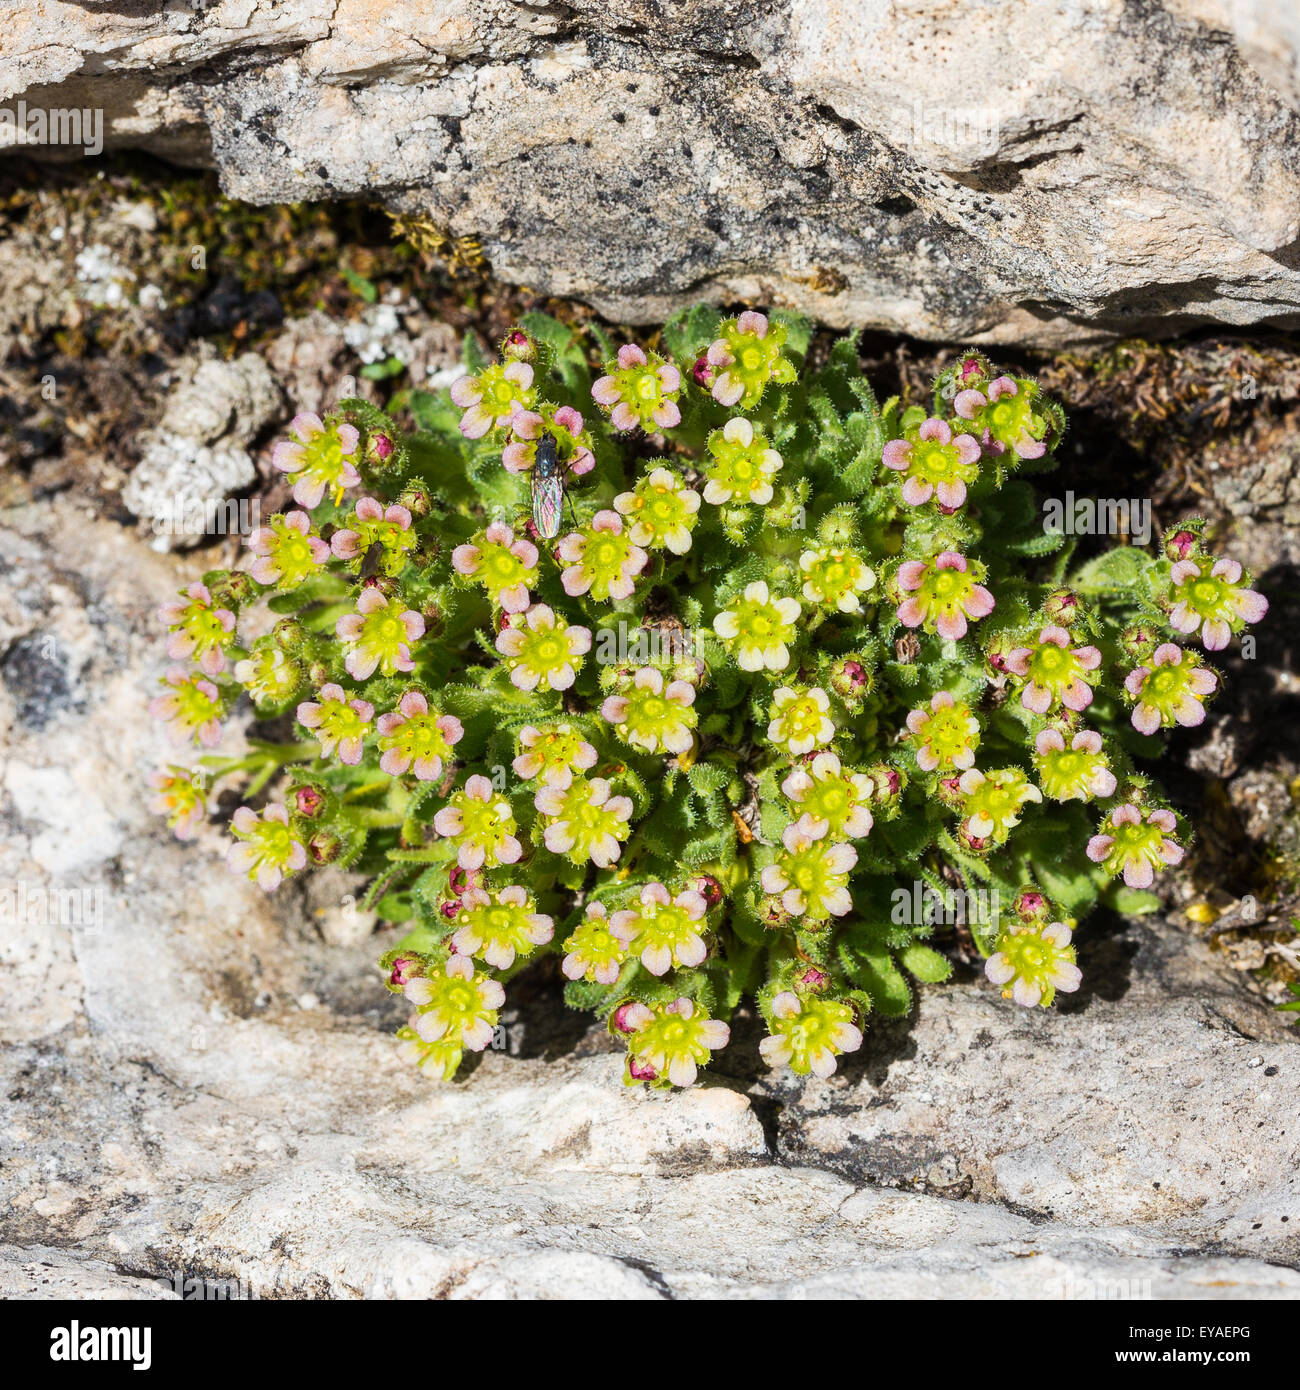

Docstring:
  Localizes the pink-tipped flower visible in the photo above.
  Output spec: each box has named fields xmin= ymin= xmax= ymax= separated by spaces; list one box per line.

xmin=591 ymin=344 xmax=682 ymax=432
xmin=905 ymin=690 xmax=981 ymax=772
xmin=759 ymin=820 xmax=856 ymax=920
xmin=601 ymin=666 xmax=697 ymax=755
xmin=147 ymin=767 xmax=207 ymax=840
xmin=246 ymin=510 xmax=330 ymax=589
xmin=512 ymin=723 xmax=598 ymax=789
xmin=556 ymin=510 xmax=648 ymax=602
xmin=450 ymin=884 xmax=554 ymax=971
xmin=953 ymin=374 xmax=1052 ymax=460
xmin=705 ymin=310 xmax=796 ymax=409
xmin=882 ymin=417 xmax=981 ymax=509
xmin=562 ymin=901 xmax=631 ymax=985
xmin=502 ymin=404 xmax=595 ymax=476
xmin=296 ymin=683 xmax=374 ymax=765
xmin=157 ymin=582 xmax=236 ymax=677
xmin=495 ymin=603 xmax=592 ymax=693
xmin=1003 ymin=625 xmax=1102 ymax=714
xmin=329 ymin=496 xmax=416 ymax=576
xmin=226 ymin=803 xmax=307 ymax=892
xmin=433 ymin=774 xmax=522 ymax=871
xmin=149 ymin=667 xmax=224 ymax=747
xmin=451 ymin=521 xmax=539 ymax=614
xmin=271 ymin=412 xmax=362 ymax=510
xmin=1087 ymin=803 xmax=1183 ymax=889
xmin=985 ymin=921 xmax=1081 ymax=1008
xmin=335 ymin=589 xmax=424 ymax=680
xmin=376 ymin=690 xmax=464 ymax=780
xmin=534 ymin=776 xmax=634 ymax=868
xmin=1166 ymin=556 xmax=1268 ymax=652
xmin=448 ymin=360 xmax=536 ymax=438
xmin=1124 ymin=642 xmax=1218 ymax=735
xmin=1033 ymin=727 xmax=1117 ymax=802
xmin=608 ymin=881 xmax=710 ymax=977
xmin=895 ymin=551 xmax=995 ymax=642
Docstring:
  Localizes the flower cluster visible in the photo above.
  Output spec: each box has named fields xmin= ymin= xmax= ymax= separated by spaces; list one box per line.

xmin=152 ymin=312 xmax=1267 ymax=1091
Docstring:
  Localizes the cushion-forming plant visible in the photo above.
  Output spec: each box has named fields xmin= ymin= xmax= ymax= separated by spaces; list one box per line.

xmin=150 ymin=307 xmax=1268 ymax=1087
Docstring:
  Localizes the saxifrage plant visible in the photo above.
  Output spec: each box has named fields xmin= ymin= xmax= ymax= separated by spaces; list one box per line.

xmin=149 ymin=307 xmax=1269 ymax=1087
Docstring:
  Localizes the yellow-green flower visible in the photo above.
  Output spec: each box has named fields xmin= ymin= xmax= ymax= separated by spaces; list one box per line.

xmin=433 ymin=774 xmax=523 ymax=871
xmin=452 ymin=521 xmax=540 ymax=614
xmin=512 ymin=723 xmax=598 ymax=789
xmin=882 ymin=416 xmax=981 ymax=509
xmin=1005 ymin=625 xmax=1102 ymax=714
xmin=561 ymin=901 xmax=631 ymax=985
xmin=954 ymin=374 xmax=1053 ymax=460
xmin=703 ymin=417 xmax=783 ymax=505
xmin=1033 ymin=728 xmax=1117 ymax=802
xmin=495 ymin=604 xmax=592 ymax=692
xmin=148 ymin=667 xmax=225 ymax=747
xmin=620 ymin=997 xmax=730 ymax=1088
xmin=1167 ymin=556 xmax=1268 ymax=651
xmin=226 ymin=803 xmax=306 ymax=892
xmin=534 ymin=776 xmax=634 ymax=868
xmin=760 ymin=821 xmax=856 ymax=920
xmin=985 ymin=921 xmax=1081 ymax=1008
xmin=147 ymin=766 xmax=207 ymax=841
xmin=713 ymin=580 xmax=800 ymax=672
xmin=609 ymin=880 xmax=710 ymax=976
xmin=450 ymin=360 xmax=536 ymax=438
xmin=957 ymin=767 xmax=1042 ymax=846
xmin=404 ymin=955 xmax=505 ymax=1051
xmin=335 ymin=589 xmax=424 ymax=680
xmin=601 ymin=666 xmax=697 ymax=755
xmin=247 ymin=510 xmax=331 ymax=589
xmin=271 ymin=412 xmax=361 ymax=509
xmin=557 ymin=510 xmax=648 ymax=602
xmin=233 ymin=643 xmax=301 ymax=707
xmin=330 ymin=497 xmax=417 ymax=577
xmin=450 ymin=885 xmax=554 ymax=970
xmin=781 ymin=752 xmax=874 ymax=839
xmin=1087 ymin=803 xmax=1184 ymax=889
xmin=759 ymin=991 xmax=862 ymax=1077
xmin=157 ymin=582 xmax=236 ymax=676
xmin=592 ymin=344 xmax=682 ymax=431
xmin=613 ymin=467 xmax=701 ymax=554
xmin=799 ymin=546 xmax=876 ymax=612
xmin=706 ymin=310 xmax=796 ymax=409
xmin=396 ymin=1027 xmax=464 ymax=1079
xmin=766 ymin=685 xmax=835 ymax=756
xmin=1124 ymin=643 xmax=1218 ymax=735
xmin=905 ymin=691 xmax=980 ymax=772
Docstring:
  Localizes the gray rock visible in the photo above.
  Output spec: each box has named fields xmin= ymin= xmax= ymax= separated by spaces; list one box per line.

xmin=4 ymin=2 xmax=1300 ymax=345
xmin=1 ymin=496 xmax=1298 ymax=1298
xmin=120 ymin=351 xmax=281 ymax=550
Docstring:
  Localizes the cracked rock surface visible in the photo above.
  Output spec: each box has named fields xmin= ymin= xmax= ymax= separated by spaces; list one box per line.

xmin=1 ymin=496 xmax=1298 ymax=1298
xmin=4 ymin=0 xmax=1300 ymax=345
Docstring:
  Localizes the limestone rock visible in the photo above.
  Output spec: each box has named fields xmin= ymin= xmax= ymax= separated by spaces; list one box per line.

xmin=4 ymin=2 xmax=1300 ymax=345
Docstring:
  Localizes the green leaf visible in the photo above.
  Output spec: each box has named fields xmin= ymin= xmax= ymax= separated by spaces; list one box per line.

xmin=899 ymin=943 xmax=953 ymax=983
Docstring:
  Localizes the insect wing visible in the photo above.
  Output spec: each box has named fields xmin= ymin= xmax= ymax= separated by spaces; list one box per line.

xmin=532 ymin=471 xmax=564 ymax=539
xmin=531 ymin=431 xmax=565 ymax=539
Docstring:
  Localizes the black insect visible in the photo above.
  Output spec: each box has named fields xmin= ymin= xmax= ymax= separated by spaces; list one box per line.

xmin=359 ymin=541 xmax=386 ymax=581
xmin=531 ymin=431 xmax=567 ymax=540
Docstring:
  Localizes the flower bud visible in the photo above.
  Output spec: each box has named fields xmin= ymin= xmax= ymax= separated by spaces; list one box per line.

xmin=689 ymin=874 xmax=723 ymax=910
xmin=397 ymin=485 xmax=431 ymax=519
xmin=294 ymin=785 xmax=326 ymax=819
xmin=1164 ymin=527 xmax=1197 ymax=562
xmin=611 ymin=1002 xmax=643 ymax=1034
xmin=1012 ymin=886 xmax=1050 ymax=923
xmin=384 ymin=953 xmax=424 ymax=991
xmin=798 ymin=965 xmax=830 ymax=992
xmin=206 ymin=569 xmax=256 ymax=610
xmin=867 ymin=762 xmax=903 ymax=805
xmin=829 ymin=655 xmax=873 ymax=703
xmin=691 ymin=356 xmax=713 ymax=389
xmin=760 ymin=895 xmax=793 ymax=931
xmin=627 ymin=1056 xmax=658 ymax=1081
xmin=368 ymin=431 xmax=395 ymax=463
xmin=273 ymin=617 xmax=307 ymax=652
xmin=1120 ymin=623 xmax=1158 ymax=662
xmin=307 ymin=829 xmax=343 ymax=864
xmin=1043 ymin=588 xmax=1080 ymax=626
xmin=502 ymin=328 xmax=535 ymax=362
